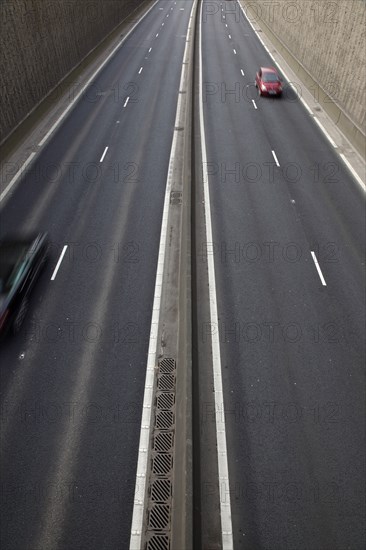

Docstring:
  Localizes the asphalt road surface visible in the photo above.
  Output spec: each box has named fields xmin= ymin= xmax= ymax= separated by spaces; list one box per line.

xmin=0 ymin=2 xmax=194 ymax=549
xmin=197 ymin=1 xmax=365 ymax=549
xmin=1 ymin=0 xmax=365 ymax=549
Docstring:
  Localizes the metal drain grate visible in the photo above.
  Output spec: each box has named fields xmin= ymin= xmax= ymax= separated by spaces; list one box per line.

xmin=158 ymin=358 xmax=176 ymax=373
xmin=152 ymin=453 xmax=172 ymax=476
xmin=148 ymin=504 xmax=171 ymax=530
xmin=144 ymin=359 xmax=176 ymax=548
xmin=146 ymin=533 xmax=170 ymax=550
xmin=156 ymin=392 xmax=175 ymax=410
xmin=170 ymin=191 xmax=182 ymax=205
xmin=154 ymin=432 xmax=173 ymax=453
xmin=157 ymin=374 xmax=175 ymax=391
xmin=155 ymin=410 xmax=174 ymax=430
xmin=151 ymin=479 xmax=172 ymax=502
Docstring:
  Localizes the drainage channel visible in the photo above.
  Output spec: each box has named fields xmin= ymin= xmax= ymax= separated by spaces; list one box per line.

xmin=145 ymin=358 xmax=177 ymax=550
xmin=130 ymin=1 xmax=198 ymax=549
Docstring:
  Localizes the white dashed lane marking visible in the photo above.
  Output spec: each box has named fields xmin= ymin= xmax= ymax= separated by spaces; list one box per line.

xmin=100 ymin=146 xmax=108 ymax=162
xmin=272 ymin=150 xmax=280 ymax=167
xmin=311 ymin=251 xmax=327 ymax=286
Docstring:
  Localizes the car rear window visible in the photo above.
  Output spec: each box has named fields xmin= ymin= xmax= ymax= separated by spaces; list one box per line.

xmin=263 ymin=73 xmax=279 ymax=82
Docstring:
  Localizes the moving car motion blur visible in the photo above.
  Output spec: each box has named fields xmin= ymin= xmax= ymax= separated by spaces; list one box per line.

xmin=0 ymin=233 xmax=48 ymax=336
xmin=255 ymin=66 xmax=283 ymax=96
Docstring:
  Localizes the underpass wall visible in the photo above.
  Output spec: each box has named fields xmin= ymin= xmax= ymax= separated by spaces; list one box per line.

xmin=0 ymin=0 xmax=146 ymax=144
xmin=240 ymin=0 xmax=366 ymax=153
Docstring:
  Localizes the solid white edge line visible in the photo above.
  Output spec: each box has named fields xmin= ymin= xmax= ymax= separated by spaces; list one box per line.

xmin=199 ymin=3 xmax=234 ymax=549
xmin=50 ymin=245 xmax=68 ymax=280
xmin=0 ymin=152 xmax=37 ymax=203
xmin=236 ymin=0 xmax=365 ymax=191
xmin=99 ymin=146 xmax=108 ymax=162
xmin=38 ymin=0 xmax=159 ymax=148
xmin=311 ymin=251 xmax=327 ymax=286
xmin=300 ymin=96 xmax=313 ymax=115
xmin=0 ymin=0 xmax=160 ymax=204
xmin=313 ymin=118 xmax=337 ymax=148
xmin=123 ymin=96 xmax=130 ymax=108
xmin=339 ymin=154 xmax=366 ymax=192
xmin=235 ymin=1 xmax=312 ymax=115
xmin=128 ymin=1 xmax=197 ymax=548
xmin=272 ymin=150 xmax=280 ymax=167
xmin=252 ymin=99 xmax=257 ymax=110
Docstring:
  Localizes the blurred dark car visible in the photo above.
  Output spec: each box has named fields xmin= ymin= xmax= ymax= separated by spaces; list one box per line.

xmin=0 ymin=233 xmax=48 ymax=336
xmin=255 ymin=67 xmax=283 ymax=96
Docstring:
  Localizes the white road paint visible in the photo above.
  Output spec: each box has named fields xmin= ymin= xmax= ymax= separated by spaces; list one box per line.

xmin=37 ymin=0 xmax=159 ymax=149
xmin=236 ymin=0 xmax=364 ymax=190
xmin=156 ymin=33 xmax=159 ymax=37
xmin=241 ymin=69 xmax=245 ymax=76
xmin=252 ymin=99 xmax=257 ymax=109
xmin=99 ymin=146 xmax=108 ymax=162
xmin=311 ymin=251 xmax=327 ymax=286
xmin=148 ymin=47 xmax=152 ymax=52
xmin=233 ymin=48 xmax=236 ymax=54
xmin=129 ymin=1 xmax=197 ymax=548
xmin=0 ymin=152 xmax=37 ymax=203
xmin=272 ymin=150 xmax=280 ymax=167
xmin=123 ymin=96 xmax=130 ymax=108
xmin=299 ymin=96 xmax=313 ymax=115
xmin=162 ymin=22 xmax=164 ymax=26
xmin=236 ymin=0 xmax=314 ymax=119
xmin=199 ymin=3 xmax=234 ymax=549
xmin=339 ymin=154 xmax=366 ymax=192
xmin=51 ymin=245 xmax=68 ymax=281
xmin=228 ymin=34 xmax=231 ymax=39
xmin=0 ymin=0 xmax=160 ymax=204
xmin=138 ymin=67 xmax=143 ymax=74
xmin=313 ymin=118 xmax=337 ymax=148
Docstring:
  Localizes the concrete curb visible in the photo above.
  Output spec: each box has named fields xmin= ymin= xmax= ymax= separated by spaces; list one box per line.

xmin=240 ymin=0 xmax=366 ymax=159
xmin=0 ymin=0 xmax=158 ymax=205
xmin=156 ymin=1 xmax=198 ymax=547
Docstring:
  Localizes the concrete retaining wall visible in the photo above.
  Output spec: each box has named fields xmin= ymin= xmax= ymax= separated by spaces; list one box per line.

xmin=0 ymin=0 xmax=145 ymax=144
xmin=240 ymin=0 xmax=366 ymax=151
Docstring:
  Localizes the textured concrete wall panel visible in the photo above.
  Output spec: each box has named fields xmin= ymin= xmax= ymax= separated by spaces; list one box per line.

xmin=242 ymin=0 xmax=365 ymax=132
xmin=0 ymin=0 xmax=143 ymax=143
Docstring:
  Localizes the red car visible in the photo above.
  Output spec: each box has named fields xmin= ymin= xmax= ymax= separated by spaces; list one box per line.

xmin=255 ymin=67 xmax=283 ymax=96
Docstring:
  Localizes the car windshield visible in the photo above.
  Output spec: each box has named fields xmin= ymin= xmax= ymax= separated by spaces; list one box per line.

xmin=263 ymin=73 xmax=279 ymax=82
